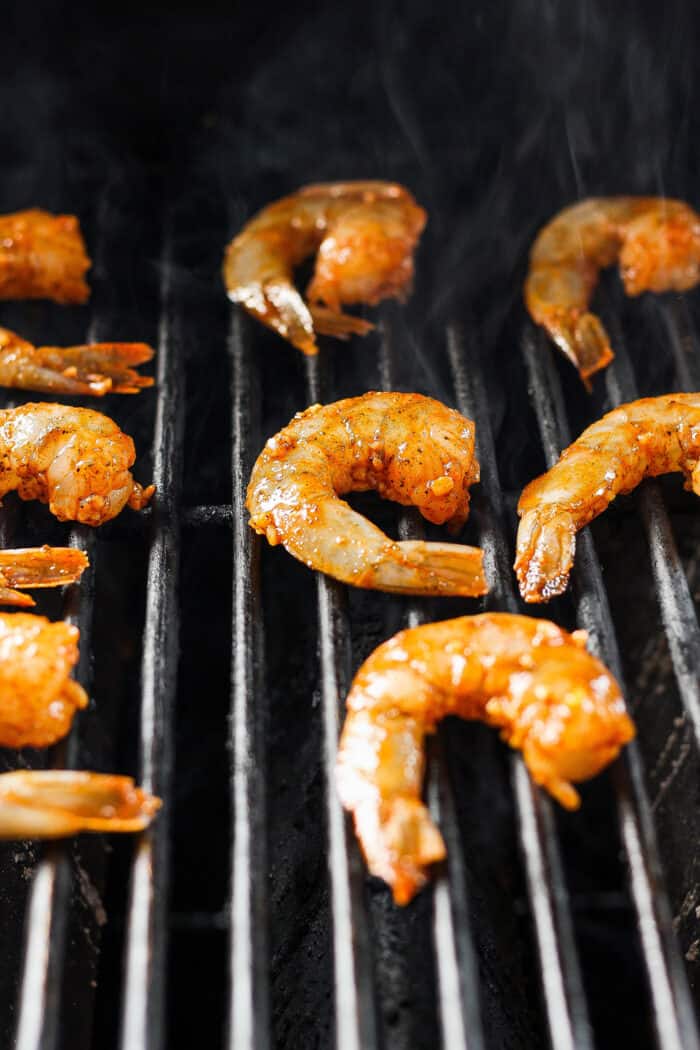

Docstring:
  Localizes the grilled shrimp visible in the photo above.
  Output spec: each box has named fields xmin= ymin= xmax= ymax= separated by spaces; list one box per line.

xmin=224 ymin=181 xmax=426 ymax=354
xmin=0 ymin=402 xmax=154 ymax=526
xmin=0 ymin=209 xmax=91 ymax=304
xmin=0 ymin=612 xmax=87 ymax=748
xmin=247 ymin=392 xmax=487 ymax=596
xmin=0 ymin=771 xmax=160 ymax=838
xmin=0 ymin=327 xmax=153 ymax=396
xmin=525 ymin=197 xmax=700 ymax=383
xmin=516 ymin=393 xmax=700 ymax=602
xmin=0 ymin=546 xmax=88 ymax=607
xmin=337 ymin=613 xmax=633 ymax=903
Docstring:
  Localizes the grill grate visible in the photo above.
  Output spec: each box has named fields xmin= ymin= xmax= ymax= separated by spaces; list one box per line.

xmin=2 ymin=6 xmax=700 ymax=1043
xmin=2 ymin=208 xmax=699 ymax=1049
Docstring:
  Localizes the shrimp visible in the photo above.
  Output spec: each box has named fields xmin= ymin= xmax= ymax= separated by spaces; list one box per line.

xmin=516 ymin=393 xmax=700 ymax=602
xmin=337 ymin=613 xmax=634 ymax=904
xmin=0 ymin=209 xmax=91 ymax=304
xmin=0 ymin=771 xmax=160 ymax=838
xmin=0 ymin=612 xmax=87 ymax=748
xmin=0 ymin=327 xmax=154 ymax=396
xmin=0 ymin=546 xmax=88 ymax=606
xmin=0 ymin=402 xmax=154 ymax=526
xmin=247 ymin=392 xmax=487 ymax=596
xmin=224 ymin=181 xmax=426 ymax=354
xmin=525 ymin=197 xmax=700 ymax=383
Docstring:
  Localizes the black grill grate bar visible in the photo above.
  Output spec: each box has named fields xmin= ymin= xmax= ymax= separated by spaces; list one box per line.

xmin=522 ymin=328 xmax=700 ymax=1050
xmin=227 ymin=310 xmax=270 ymax=1050
xmin=120 ymin=231 xmax=184 ymax=1050
xmin=14 ymin=298 xmax=102 ymax=1050
xmin=660 ymin=299 xmax=700 ymax=392
xmin=304 ymin=353 xmax=380 ymax=1050
xmin=446 ymin=323 xmax=594 ymax=1050
xmin=599 ymin=308 xmax=700 ymax=751
xmin=378 ymin=324 xmax=485 ymax=1050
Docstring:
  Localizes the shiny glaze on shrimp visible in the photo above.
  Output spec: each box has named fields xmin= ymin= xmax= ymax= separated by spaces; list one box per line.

xmin=0 ymin=546 xmax=88 ymax=606
xmin=337 ymin=613 xmax=633 ymax=904
xmin=525 ymin=197 xmax=700 ymax=383
xmin=0 ymin=327 xmax=153 ymax=396
xmin=516 ymin=393 xmax=700 ymax=602
xmin=224 ymin=181 xmax=426 ymax=354
xmin=0 ymin=209 xmax=91 ymax=304
xmin=0 ymin=402 xmax=154 ymax=525
xmin=247 ymin=392 xmax=487 ymax=596
xmin=0 ymin=612 xmax=87 ymax=748
xmin=0 ymin=771 xmax=160 ymax=838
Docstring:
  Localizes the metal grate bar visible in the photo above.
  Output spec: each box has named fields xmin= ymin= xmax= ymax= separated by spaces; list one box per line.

xmin=378 ymin=322 xmax=484 ymax=1050
xmin=227 ymin=310 xmax=270 ymax=1050
xmin=599 ymin=308 xmax=700 ymax=749
xmin=14 ymin=256 xmax=103 ymax=1050
xmin=447 ymin=323 xmax=593 ymax=1050
xmin=120 ymin=230 xmax=184 ymax=1050
xmin=522 ymin=327 xmax=700 ymax=1050
xmin=304 ymin=353 xmax=379 ymax=1050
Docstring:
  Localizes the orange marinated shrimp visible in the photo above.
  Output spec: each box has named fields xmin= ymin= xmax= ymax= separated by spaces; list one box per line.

xmin=0 ymin=209 xmax=91 ymax=304
xmin=0 ymin=612 xmax=87 ymax=748
xmin=0 ymin=771 xmax=160 ymax=838
xmin=516 ymin=393 xmax=700 ymax=602
xmin=525 ymin=197 xmax=700 ymax=383
xmin=337 ymin=613 xmax=633 ymax=904
xmin=224 ymin=181 xmax=426 ymax=354
xmin=247 ymin=392 xmax=487 ymax=596
xmin=0 ymin=546 xmax=88 ymax=606
xmin=0 ymin=402 xmax=154 ymax=526
xmin=0 ymin=327 xmax=154 ymax=396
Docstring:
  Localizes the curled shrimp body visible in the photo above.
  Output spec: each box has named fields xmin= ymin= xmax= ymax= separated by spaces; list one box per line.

xmin=247 ymin=392 xmax=487 ymax=596
xmin=224 ymin=181 xmax=426 ymax=354
xmin=0 ymin=612 xmax=87 ymax=748
xmin=0 ymin=546 xmax=88 ymax=606
xmin=525 ymin=197 xmax=700 ymax=382
xmin=0 ymin=402 xmax=154 ymax=525
xmin=337 ymin=613 xmax=633 ymax=904
xmin=0 ymin=771 xmax=160 ymax=838
xmin=0 ymin=210 xmax=91 ymax=304
xmin=0 ymin=327 xmax=154 ymax=396
xmin=516 ymin=393 xmax=700 ymax=602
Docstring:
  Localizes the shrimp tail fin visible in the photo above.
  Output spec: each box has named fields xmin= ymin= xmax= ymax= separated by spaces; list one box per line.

xmin=37 ymin=342 xmax=155 ymax=395
xmin=309 ymin=304 xmax=375 ymax=341
xmin=0 ymin=771 xmax=161 ymax=839
xmin=550 ymin=311 xmax=614 ymax=386
xmin=362 ymin=540 xmax=488 ymax=597
xmin=515 ymin=511 xmax=576 ymax=602
xmin=229 ymin=280 xmax=319 ymax=355
xmin=0 ymin=341 xmax=154 ymax=396
xmin=350 ymin=797 xmax=446 ymax=906
xmin=0 ymin=546 xmax=89 ymax=604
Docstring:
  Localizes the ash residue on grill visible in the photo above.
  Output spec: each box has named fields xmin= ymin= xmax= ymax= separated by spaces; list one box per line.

xmin=0 ymin=1 xmax=699 ymax=1049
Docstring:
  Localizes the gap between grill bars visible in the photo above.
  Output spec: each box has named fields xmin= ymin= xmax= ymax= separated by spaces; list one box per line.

xmin=521 ymin=310 xmax=700 ymax=1050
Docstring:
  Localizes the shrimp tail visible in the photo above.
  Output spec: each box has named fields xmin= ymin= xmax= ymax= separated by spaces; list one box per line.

xmin=0 ymin=771 xmax=161 ymax=839
xmin=229 ymin=279 xmax=319 ymax=355
xmin=361 ymin=540 xmax=488 ymax=597
xmin=128 ymin=482 xmax=156 ymax=511
xmin=515 ymin=510 xmax=577 ymax=602
xmin=550 ymin=311 xmax=614 ymax=385
xmin=351 ymin=798 xmax=446 ymax=905
xmin=30 ymin=342 xmax=155 ymax=395
xmin=0 ymin=546 xmax=89 ymax=605
xmin=309 ymin=305 xmax=375 ymax=341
